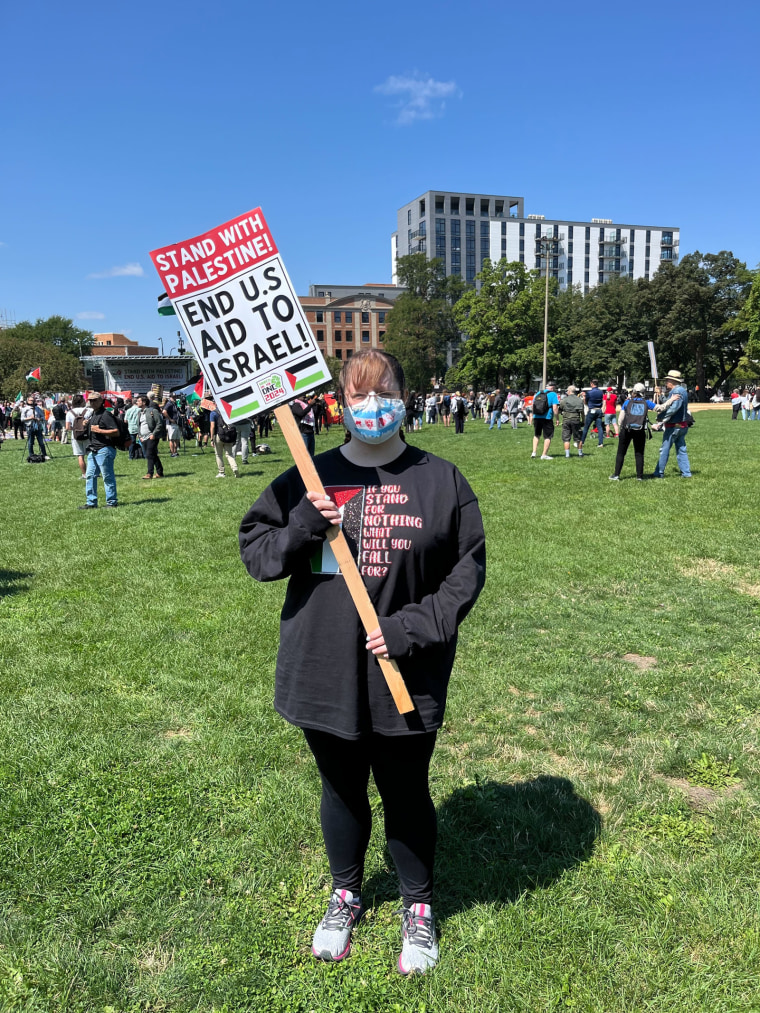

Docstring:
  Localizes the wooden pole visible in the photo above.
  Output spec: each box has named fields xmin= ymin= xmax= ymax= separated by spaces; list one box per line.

xmin=273 ymin=404 xmax=415 ymax=715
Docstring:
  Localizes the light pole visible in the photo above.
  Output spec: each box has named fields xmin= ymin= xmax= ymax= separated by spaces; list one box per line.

xmin=158 ymin=337 xmax=164 ymax=355
xmin=177 ymin=329 xmax=185 ymax=355
xmin=535 ymin=233 xmax=555 ymax=389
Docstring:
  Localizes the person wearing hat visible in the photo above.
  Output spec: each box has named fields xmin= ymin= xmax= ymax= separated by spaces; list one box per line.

xmin=559 ymin=385 xmax=585 ymax=458
xmin=609 ymin=383 xmax=656 ymax=481
xmin=21 ymin=396 xmax=47 ymax=460
xmin=651 ymin=370 xmax=692 ymax=479
xmin=488 ymin=389 xmax=505 ymax=430
xmin=79 ymin=393 xmax=120 ymax=508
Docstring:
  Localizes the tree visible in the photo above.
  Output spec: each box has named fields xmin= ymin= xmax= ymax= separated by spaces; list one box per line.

xmin=384 ymin=255 xmax=461 ymax=392
xmin=1 ymin=315 xmax=94 ymax=358
xmin=566 ymin=276 xmax=650 ymax=386
xmin=452 ymin=259 xmax=561 ymax=390
xmin=0 ymin=336 xmax=85 ymax=397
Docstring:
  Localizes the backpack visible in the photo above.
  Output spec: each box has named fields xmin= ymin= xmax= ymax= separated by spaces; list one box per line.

xmin=27 ymin=453 xmax=47 ymax=463
xmin=532 ymin=390 xmax=549 ymax=416
xmin=52 ymin=403 xmax=67 ymax=421
xmin=111 ymin=414 xmax=133 ymax=451
xmin=622 ymin=396 xmax=648 ymax=431
xmin=72 ymin=410 xmax=89 ymax=442
xmin=216 ymin=415 xmax=237 ymax=443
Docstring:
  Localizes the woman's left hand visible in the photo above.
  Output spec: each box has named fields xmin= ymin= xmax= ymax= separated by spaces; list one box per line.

xmin=366 ymin=626 xmax=389 ymax=659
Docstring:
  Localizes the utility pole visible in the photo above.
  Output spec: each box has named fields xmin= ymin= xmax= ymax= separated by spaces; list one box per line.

xmin=535 ymin=232 xmax=556 ymax=389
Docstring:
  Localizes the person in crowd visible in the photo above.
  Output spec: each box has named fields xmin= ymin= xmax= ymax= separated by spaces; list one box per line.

xmin=730 ymin=389 xmax=742 ymax=420
xmin=66 ymin=394 xmax=91 ymax=478
xmin=235 ymin=417 xmax=256 ymax=464
xmin=413 ymin=391 xmax=424 ymax=430
xmin=466 ymin=390 xmax=477 ymax=422
xmin=438 ymin=390 xmax=452 ymax=428
xmin=239 ymin=350 xmax=486 ymax=975
xmin=257 ymin=410 xmax=273 ymax=439
xmin=162 ymin=396 xmax=182 ymax=457
xmin=137 ymin=394 xmax=166 ymax=480
xmin=452 ymin=390 xmax=467 ymax=434
xmin=194 ymin=403 xmax=211 ymax=447
xmin=290 ymin=393 xmax=317 ymax=456
xmin=79 ymin=393 xmax=119 ymax=508
xmin=506 ymin=389 xmax=521 ymax=429
xmin=530 ymin=382 xmax=559 ymax=460
xmin=22 ymin=396 xmax=47 ymax=460
xmin=404 ymin=391 xmax=417 ymax=434
xmin=652 ymin=369 xmax=692 ymax=479
xmin=488 ymin=389 xmax=505 ymax=430
xmin=425 ymin=392 xmax=437 ymax=425
xmin=751 ymin=389 xmax=760 ymax=421
xmin=559 ymin=385 xmax=585 ymax=457
xmin=210 ymin=402 xmax=239 ymax=478
xmin=11 ymin=402 xmax=24 ymax=440
xmin=578 ymin=380 xmax=605 ymax=454
xmin=602 ymin=386 xmax=619 ymax=438
xmin=125 ymin=398 xmax=143 ymax=459
xmin=608 ymin=382 xmax=656 ymax=481
xmin=50 ymin=398 xmax=67 ymax=441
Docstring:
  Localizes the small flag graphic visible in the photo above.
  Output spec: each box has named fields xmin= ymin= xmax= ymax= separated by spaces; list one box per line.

xmin=25 ymin=367 xmax=41 ymax=381
xmin=158 ymin=293 xmax=176 ymax=316
xmin=219 ymin=385 xmax=260 ymax=420
xmin=286 ymin=356 xmax=326 ymax=393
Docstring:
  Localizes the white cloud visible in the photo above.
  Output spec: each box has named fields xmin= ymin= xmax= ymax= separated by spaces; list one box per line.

xmin=87 ymin=262 xmax=144 ymax=279
xmin=374 ymin=74 xmax=461 ymax=125
xmin=76 ymin=311 xmax=106 ymax=320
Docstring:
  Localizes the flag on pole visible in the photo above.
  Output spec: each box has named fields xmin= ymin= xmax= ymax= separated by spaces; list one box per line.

xmin=25 ymin=367 xmax=41 ymax=381
xmin=647 ymin=341 xmax=658 ymax=380
xmin=173 ymin=375 xmax=205 ymax=403
xmin=158 ymin=292 xmax=176 ymax=316
xmin=14 ymin=391 xmax=24 ymax=403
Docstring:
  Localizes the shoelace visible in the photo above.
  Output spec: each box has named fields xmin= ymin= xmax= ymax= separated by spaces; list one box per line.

xmin=322 ymin=895 xmax=359 ymax=931
xmin=401 ymin=907 xmax=435 ymax=949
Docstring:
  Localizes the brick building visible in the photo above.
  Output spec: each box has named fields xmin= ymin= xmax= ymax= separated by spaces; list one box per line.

xmin=299 ymin=285 xmax=402 ymax=361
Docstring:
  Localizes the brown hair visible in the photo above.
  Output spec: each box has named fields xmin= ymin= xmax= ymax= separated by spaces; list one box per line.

xmin=339 ymin=350 xmax=405 ymax=396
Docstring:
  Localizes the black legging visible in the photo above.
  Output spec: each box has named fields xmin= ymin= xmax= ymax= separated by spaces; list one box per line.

xmin=303 ymin=728 xmax=437 ymax=907
xmin=613 ymin=427 xmax=647 ymax=479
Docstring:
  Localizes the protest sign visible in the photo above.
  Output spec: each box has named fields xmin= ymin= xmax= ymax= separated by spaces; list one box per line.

xmin=149 ymin=209 xmax=331 ymax=424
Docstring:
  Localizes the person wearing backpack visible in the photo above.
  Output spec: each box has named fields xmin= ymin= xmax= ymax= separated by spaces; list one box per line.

xmin=452 ymin=390 xmax=467 ymax=434
xmin=136 ymin=393 xmax=166 ymax=480
xmin=609 ymin=383 xmax=656 ymax=481
xmin=210 ymin=401 xmax=239 ymax=478
xmin=79 ymin=393 xmax=119 ymax=508
xmin=577 ymin=380 xmax=605 ymax=454
xmin=559 ymin=385 xmax=585 ymax=457
xmin=530 ymin=382 xmax=559 ymax=459
xmin=66 ymin=394 xmax=92 ymax=478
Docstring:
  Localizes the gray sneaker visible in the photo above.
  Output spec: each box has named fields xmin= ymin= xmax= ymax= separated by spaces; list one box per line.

xmin=312 ymin=889 xmax=363 ymax=962
xmin=398 ymin=903 xmax=438 ymax=975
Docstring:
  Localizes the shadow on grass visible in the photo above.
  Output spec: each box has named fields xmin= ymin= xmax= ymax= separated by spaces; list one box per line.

xmin=366 ymin=775 xmax=601 ymax=917
xmin=0 ymin=569 xmax=33 ymax=600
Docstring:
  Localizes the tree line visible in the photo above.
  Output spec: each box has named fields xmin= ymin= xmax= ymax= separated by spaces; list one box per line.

xmin=0 ymin=316 xmax=93 ymax=397
xmin=383 ymin=253 xmax=760 ymax=398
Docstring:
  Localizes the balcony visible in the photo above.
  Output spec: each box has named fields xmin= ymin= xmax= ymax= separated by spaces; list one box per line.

xmin=660 ymin=237 xmax=675 ymax=246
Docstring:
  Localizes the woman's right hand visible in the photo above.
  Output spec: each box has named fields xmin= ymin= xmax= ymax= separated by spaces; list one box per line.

xmin=306 ymin=491 xmax=341 ymax=526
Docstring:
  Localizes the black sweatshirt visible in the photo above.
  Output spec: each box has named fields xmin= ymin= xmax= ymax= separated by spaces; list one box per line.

xmin=239 ymin=445 xmax=486 ymax=739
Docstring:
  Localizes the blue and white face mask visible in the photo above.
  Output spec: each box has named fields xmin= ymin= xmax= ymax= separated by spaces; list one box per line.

xmin=344 ymin=392 xmax=406 ymax=444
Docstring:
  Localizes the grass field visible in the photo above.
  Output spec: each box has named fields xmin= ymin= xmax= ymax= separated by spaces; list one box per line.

xmin=1 ymin=412 xmax=759 ymax=1012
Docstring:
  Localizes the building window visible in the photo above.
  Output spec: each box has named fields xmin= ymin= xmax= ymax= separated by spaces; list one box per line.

xmin=450 ymin=196 xmax=459 ymax=214
xmin=317 ymin=329 xmax=324 ymax=341
xmin=567 ymin=270 xmax=572 ymax=285
xmin=435 ymin=196 xmax=445 ymax=213
xmin=519 ymin=252 xmax=524 ymax=263
xmin=646 ymin=230 xmax=651 ymax=242
xmin=536 ymin=257 xmax=542 ymax=269
xmin=585 ymin=271 xmax=590 ymax=284
xmin=451 ymin=252 xmax=461 ymax=274
xmin=466 ymin=197 xmax=475 ymax=216
xmin=345 ymin=311 xmax=352 ymax=323
xmin=630 ymin=244 xmax=635 ymax=258
xmin=346 ymin=349 xmax=353 ymax=358
xmin=568 ymin=225 xmax=574 ymax=238
xmin=568 ymin=241 xmax=573 ymax=254
xmin=585 ymin=227 xmax=591 ymax=240
xmin=501 ymin=220 xmax=506 ymax=235
xmin=630 ymin=229 xmax=635 ymax=243
xmin=334 ymin=311 xmax=341 ymax=322
xmin=361 ymin=311 xmax=369 ymax=323
xmin=334 ymin=331 xmax=342 ymax=342
xmin=480 ymin=199 xmax=489 ymax=216
xmin=316 ymin=311 xmax=323 ymax=323
xmin=519 ymin=222 xmax=525 ymax=237
xmin=585 ymin=256 xmax=590 ymax=269
xmin=501 ymin=239 xmax=506 ymax=255
xmin=645 ymin=245 xmax=651 ymax=257
xmin=419 ymin=199 xmax=425 ymax=217
xmin=317 ymin=290 xmax=325 ymax=297
xmin=535 ymin=223 xmax=541 ymax=237
xmin=379 ymin=331 xmax=385 ymax=342
xmin=567 ymin=256 xmax=573 ymax=269
xmin=346 ymin=330 xmax=353 ymax=342
xmin=645 ymin=272 xmax=650 ymax=281
xmin=645 ymin=259 xmax=650 ymax=273
xmin=335 ymin=349 xmax=342 ymax=359
xmin=362 ymin=331 xmax=370 ymax=342
xmin=378 ymin=311 xmax=386 ymax=323
xmin=585 ymin=242 xmax=590 ymax=255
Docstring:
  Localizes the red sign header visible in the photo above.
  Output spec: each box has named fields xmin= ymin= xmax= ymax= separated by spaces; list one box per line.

xmin=149 ymin=208 xmax=278 ymax=299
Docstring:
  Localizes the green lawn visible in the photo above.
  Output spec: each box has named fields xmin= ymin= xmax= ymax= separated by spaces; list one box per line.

xmin=1 ymin=413 xmax=758 ymax=1012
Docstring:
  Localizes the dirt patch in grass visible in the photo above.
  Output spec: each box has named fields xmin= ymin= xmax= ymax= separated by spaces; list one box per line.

xmin=661 ymin=775 xmax=743 ymax=811
xmin=136 ymin=946 xmax=175 ymax=973
xmin=622 ymin=653 xmax=658 ymax=671
xmin=681 ymin=557 xmax=760 ymax=598
xmin=163 ymin=727 xmax=193 ymax=739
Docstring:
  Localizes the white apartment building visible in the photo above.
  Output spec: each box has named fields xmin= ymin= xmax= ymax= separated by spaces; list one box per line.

xmin=392 ymin=190 xmax=679 ymax=292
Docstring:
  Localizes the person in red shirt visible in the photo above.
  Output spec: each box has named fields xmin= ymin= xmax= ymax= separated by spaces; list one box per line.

xmin=603 ymin=387 xmax=619 ymax=438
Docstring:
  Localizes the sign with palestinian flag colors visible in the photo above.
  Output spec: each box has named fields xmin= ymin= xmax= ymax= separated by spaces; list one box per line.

xmin=149 ymin=208 xmax=331 ymax=423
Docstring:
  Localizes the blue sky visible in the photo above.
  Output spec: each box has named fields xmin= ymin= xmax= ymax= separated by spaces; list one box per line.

xmin=2 ymin=0 xmax=758 ymax=347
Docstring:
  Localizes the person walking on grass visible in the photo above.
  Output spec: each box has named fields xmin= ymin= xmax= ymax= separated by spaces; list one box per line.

xmin=137 ymin=394 xmax=165 ymax=480
xmin=22 ymin=397 xmax=47 ymax=460
xmin=239 ymin=350 xmax=486 ymax=975
xmin=651 ymin=369 xmax=692 ymax=479
xmin=559 ymin=385 xmax=585 ymax=458
xmin=210 ymin=402 xmax=239 ymax=478
xmin=608 ymin=382 xmax=656 ymax=481
xmin=79 ymin=393 xmax=119 ymax=509
xmin=602 ymin=386 xmax=619 ymax=438
xmin=66 ymin=394 xmax=91 ymax=478
xmin=578 ymin=380 xmax=605 ymax=455
xmin=531 ymin=382 xmax=559 ymax=459
xmin=488 ymin=389 xmax=505 ymax=430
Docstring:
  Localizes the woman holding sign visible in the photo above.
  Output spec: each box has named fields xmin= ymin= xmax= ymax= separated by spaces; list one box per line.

xmin=239 ymin=350 xmax=486 ymax=975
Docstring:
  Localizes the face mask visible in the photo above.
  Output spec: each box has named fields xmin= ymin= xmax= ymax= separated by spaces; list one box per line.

xmin=344 ymin=392 xmax=406 ymax=444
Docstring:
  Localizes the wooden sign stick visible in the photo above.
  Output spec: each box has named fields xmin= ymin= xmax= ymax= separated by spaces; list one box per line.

xmin=274 ymin=404 xmax=415 ymax=715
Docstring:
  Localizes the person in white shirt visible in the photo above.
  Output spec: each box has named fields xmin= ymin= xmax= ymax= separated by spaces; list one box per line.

xmin=65 ymin=394 xmax=92 ymax=478
xmin=21 ymin=397 xmax=47 ymax=459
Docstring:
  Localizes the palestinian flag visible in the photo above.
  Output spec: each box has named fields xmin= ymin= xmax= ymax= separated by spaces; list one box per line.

xmin=310 ymin=486 xmax=365 ymax=574
xmin=285 ymin=355 xmax=330 ymax=393
xmin=25 ymin=367 xmax=41 ymax=381
xmin=174 ymin=375 xmax=205 ymax=403
xmin=14 ymin=391 xmax=24 ymax=404
xmin=219 ymin=385 xmax=261 ymax=421
xmin=158 ymin=292 xmax=176 ymax=316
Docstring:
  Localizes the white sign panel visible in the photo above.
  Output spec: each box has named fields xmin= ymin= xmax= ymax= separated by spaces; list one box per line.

xmin=150 ymin=208 xmax=331 ymax=422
